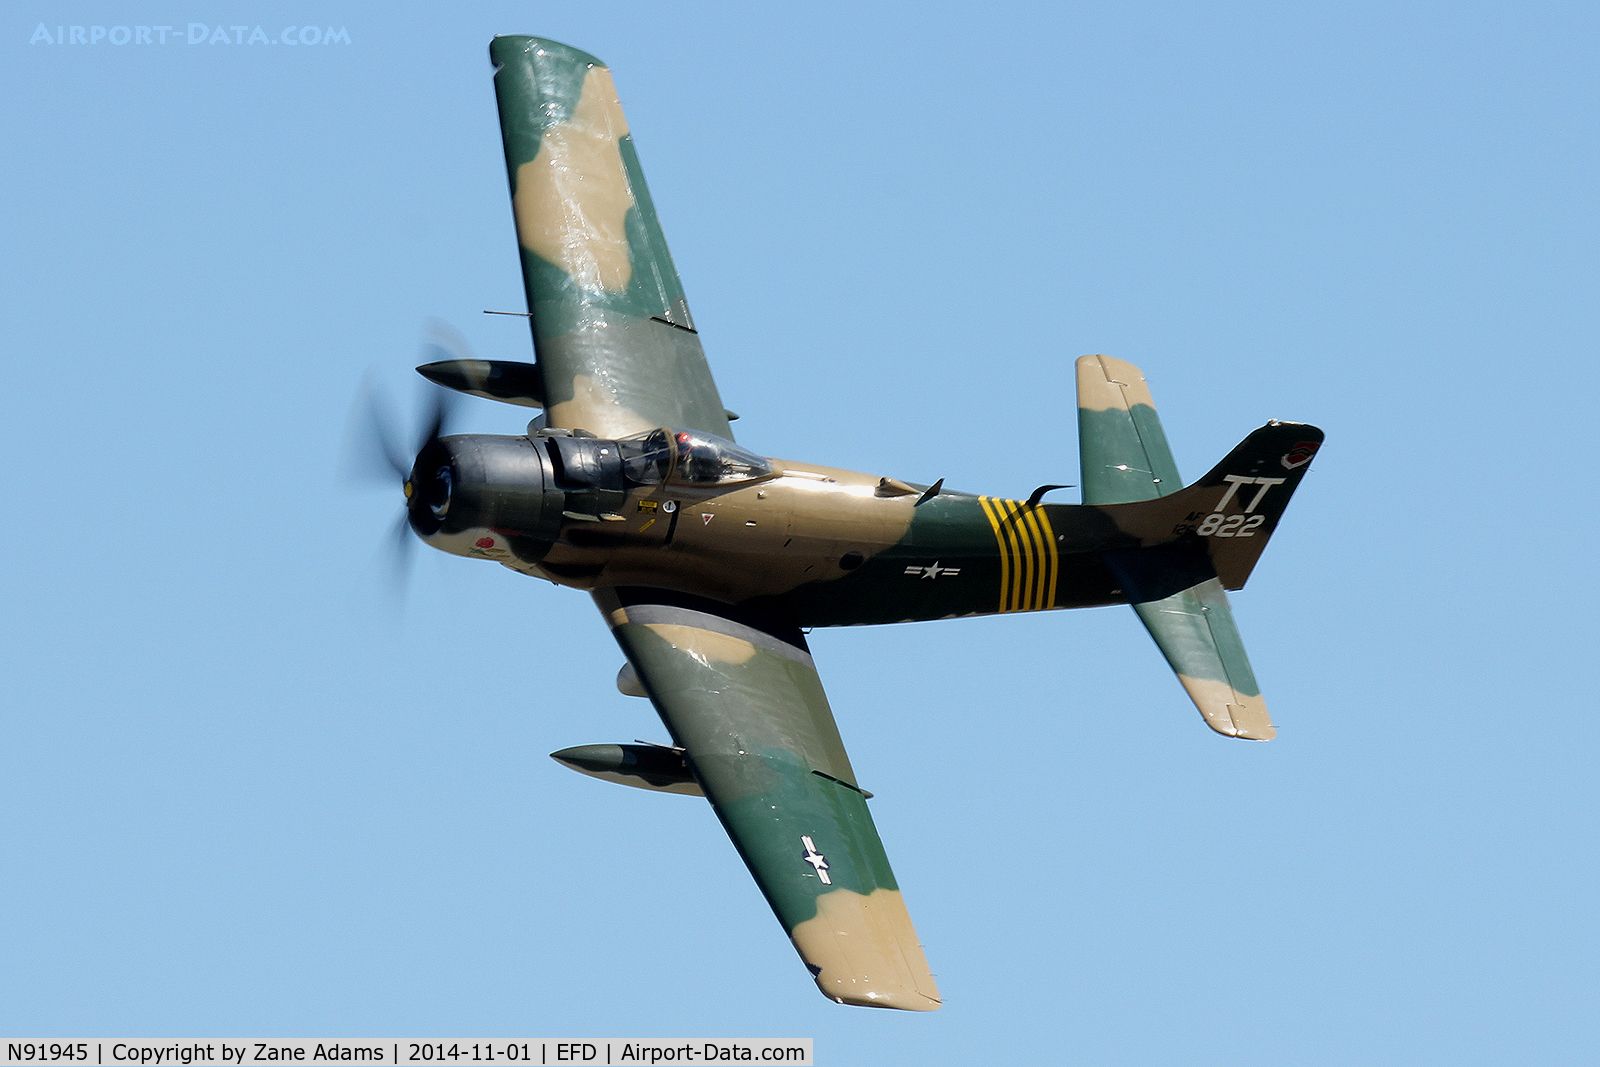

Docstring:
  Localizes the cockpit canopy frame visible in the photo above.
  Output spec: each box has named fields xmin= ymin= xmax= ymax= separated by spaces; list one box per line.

xmin=618 ymin=428 xmax=776 ymax=488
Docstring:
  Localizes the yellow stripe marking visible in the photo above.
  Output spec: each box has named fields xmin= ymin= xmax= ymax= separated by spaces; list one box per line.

xmin=979 ymin=497 xmax=1009 ymax=612
xmin=980 ymin=496 xmax=1059 ymax=612
xmin=1017 ymin=503 xmax=1046 ymax=610
xmin=1011 ymin=500 xmax=1037 ymax=611
xmin=1003 ymin=501 xmax=1029 ymax=611
xmin=1032 ymin=505 xmax=1058 ymax=609
xmin=1008 ymin=501 xmax=1032 ymax=611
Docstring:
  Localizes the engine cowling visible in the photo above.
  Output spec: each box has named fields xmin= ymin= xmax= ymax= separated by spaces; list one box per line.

xmin=408 ymin=434 xmax=564 ymax=563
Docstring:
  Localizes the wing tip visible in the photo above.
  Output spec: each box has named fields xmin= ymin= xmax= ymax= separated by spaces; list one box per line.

xmin=1202 ymin=717 xmax=1277 ymax=742
xmin=1190 ymin=686 xmax=1277 ymax=741
xmin=1075 ymin=353 xmax=1156 ymax=414
xmin=489 ymin=35 xmax=607 ymax=70
xmin=791 ymin=887 xmax=942 ymax=1011
xmin=818 ymin=983 xmax=942 ymax=1011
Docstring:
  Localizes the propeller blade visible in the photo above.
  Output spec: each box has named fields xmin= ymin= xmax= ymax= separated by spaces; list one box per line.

xmin=419 ymin=319 xmax=477 ymax=378
xmin=345 ymin=377 xmax=410 ymax=485
xmin=414 ymin=321 xmax=466 ymax=452
xmin=415 ymin=381 xmax=458 ymax=455
xmin=346 ymin=321 xmax=476 ymax=605
xmin=383 ymin=508 xmax=415 ymax=591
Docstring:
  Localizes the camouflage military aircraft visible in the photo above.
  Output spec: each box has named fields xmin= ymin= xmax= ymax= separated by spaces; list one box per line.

xmin=373 ymin=36 xmax=1323 ymax=1011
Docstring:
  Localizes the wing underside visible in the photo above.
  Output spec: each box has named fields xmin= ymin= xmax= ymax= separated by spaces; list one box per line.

xmin=490 ymin=36 xmax=732 ymax=440
xmin=593 ymin=588 xmax=940 ymax=1010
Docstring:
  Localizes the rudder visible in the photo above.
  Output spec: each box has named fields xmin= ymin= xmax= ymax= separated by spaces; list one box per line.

xmin=1104 ymin=421 xmax=1324 ymax=591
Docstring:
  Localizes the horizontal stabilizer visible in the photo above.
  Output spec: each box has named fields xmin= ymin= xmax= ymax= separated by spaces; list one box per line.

xmin=1077 ymin=354 xmax=1182 ymax=504
xmin=1079 ymin=358 xmax=1321 ymax=740
xmin=1105 ymin=553 xmax=1273 ymax=740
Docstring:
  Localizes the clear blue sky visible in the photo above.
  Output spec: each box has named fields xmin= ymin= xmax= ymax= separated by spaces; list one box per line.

xmin=4 ymin=2 xmax=1597 ymax=1063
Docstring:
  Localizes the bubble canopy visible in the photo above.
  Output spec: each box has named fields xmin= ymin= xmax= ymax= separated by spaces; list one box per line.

xmin=618 ymin=428 xmax=776 ymax=487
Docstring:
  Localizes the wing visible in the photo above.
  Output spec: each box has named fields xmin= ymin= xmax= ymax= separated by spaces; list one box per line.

xmin=593 ymin=588 xmax=941 ymax=1011
xmin=490 ymin=36 xmax=733 ymax=440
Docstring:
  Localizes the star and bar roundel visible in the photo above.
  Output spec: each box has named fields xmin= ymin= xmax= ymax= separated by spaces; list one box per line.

xmin=978 ymin=497 xmax=1060 ymax=613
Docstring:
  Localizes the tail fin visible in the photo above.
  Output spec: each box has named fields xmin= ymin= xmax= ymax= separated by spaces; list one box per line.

xmin=1075 ymin=355 xmax=1324 ymax=741
xmin=1106 ymin=420 xmax=1325 ymax=591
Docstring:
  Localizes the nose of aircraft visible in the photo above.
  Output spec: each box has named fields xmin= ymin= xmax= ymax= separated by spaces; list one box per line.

xmin=406 ymin=438 xmax=456 ymax=537
xmin=405 ymin=434 xmax=566 ymax=552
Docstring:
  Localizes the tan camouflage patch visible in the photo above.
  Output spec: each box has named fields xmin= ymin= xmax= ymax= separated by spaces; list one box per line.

xmin=1076 ymin=353 xmax=1158 ymax=413
xmin=771 ymin=460 xmax=917 ymax=560
xmin=643 ymin=623 xmax=757 ymax=665
xmin=1177 ymin=674 xmax=1275 ymax=740
xmin=790 ymin=887 xmax=940 ymax=1011
xmin=544 ymin=373 xmax=657 ymax=438
xmin=590 ymin=461 xmax=919 ymax=601
xmin=513 ymin=66 xmax=635 ymax=293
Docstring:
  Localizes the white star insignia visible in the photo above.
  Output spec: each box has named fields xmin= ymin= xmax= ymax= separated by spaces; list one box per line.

xmin=801 ymin=835 xmax=831 ymax=885
xmin=902 ymin=561 xmax=961 ymax=579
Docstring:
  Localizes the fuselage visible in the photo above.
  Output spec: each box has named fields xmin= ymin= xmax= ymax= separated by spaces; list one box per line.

xmin=414 ymin=428 xmax=1147 ymax=627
